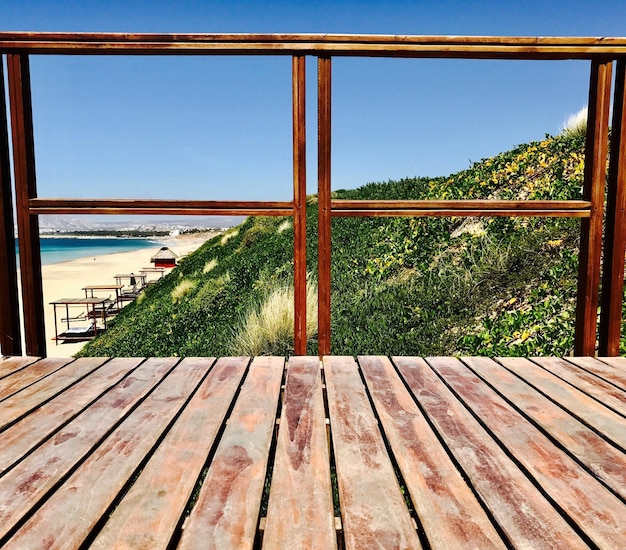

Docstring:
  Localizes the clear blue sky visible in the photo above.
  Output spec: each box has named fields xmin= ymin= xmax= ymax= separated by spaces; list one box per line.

xmin=3 ymin=1 xmax=626 ymax=206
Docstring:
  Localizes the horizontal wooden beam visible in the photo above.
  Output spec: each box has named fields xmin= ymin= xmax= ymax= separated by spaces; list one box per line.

xmin=333 ymin=210 xmax=590 ymax=218
xmin=331 ymin=199 xmax=591 ymax=217
xmin=1 ymin=33 xmax=626 ymax=58
xmin=29 ymin=198 xmax=293 ymax=217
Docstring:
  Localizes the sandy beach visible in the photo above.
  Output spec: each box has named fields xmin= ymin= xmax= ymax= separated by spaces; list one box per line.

xmin=40 ymin=231 xmax=218 ymax=357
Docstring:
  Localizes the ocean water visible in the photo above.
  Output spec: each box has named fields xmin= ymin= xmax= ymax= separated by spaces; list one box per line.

xmin=15 ymin=237 xmax=165 ymax=265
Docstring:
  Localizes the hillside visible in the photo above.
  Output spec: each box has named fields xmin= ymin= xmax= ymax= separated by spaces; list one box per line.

xmin=78 ymin=131 xmax=598 ymax=358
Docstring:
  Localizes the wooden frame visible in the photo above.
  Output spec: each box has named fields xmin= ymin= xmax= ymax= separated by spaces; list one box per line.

xmin=1 ymin=33 xmax=625 ymax=356
xmin=7 ymin=53 xmax=46 ymax=356
xmin=599 ymin=59 xmax=626 ymax=356
xmin=0 ymin=57 xmax=22 ymax=355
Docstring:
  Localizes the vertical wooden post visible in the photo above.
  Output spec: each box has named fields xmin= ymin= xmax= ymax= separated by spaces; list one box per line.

xmin=7 ymin=53 xmax=46 ymax=357
xmin=293 ymin=55 xmax=307 ymax=355
xmin=574 ymin=59 xmax=612 ymax=356
xmin=599 ymin=59 xmax=626 ymax=356
xmin=317 ymin=56 xmax=332 ymax=357
xmin=0 ymin=56 xmax=22 ymax=355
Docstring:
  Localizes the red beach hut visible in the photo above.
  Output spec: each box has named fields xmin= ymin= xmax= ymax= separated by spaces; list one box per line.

xmin=150 ymin=246 xmax=178 ymax=268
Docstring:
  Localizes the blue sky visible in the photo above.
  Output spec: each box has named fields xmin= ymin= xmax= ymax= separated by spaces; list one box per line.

xmin=3 ymin=1 xmax=626 ymax=206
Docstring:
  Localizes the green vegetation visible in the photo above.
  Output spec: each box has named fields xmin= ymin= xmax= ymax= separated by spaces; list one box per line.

xmin=79 ymin=130 xmax=608 ymax=358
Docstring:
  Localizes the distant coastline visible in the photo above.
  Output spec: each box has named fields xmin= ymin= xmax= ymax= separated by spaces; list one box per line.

xmin=17 ymin=236 xmax=167 ymax=265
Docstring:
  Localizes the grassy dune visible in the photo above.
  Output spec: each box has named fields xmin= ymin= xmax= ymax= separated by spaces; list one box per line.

xmin=79 ymin=130 xmax=599 ymax=357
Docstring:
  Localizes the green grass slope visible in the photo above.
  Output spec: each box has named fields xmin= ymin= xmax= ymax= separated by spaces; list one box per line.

xmin=79 ymin=131 xmax=600 ymax=358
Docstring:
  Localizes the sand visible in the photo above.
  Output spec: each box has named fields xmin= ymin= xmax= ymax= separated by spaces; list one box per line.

xmin=40 ymin=231 xmax=218 ymax=357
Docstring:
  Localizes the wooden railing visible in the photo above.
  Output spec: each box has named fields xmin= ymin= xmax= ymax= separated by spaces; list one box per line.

xmin=1 ymin=33 xmax=626 ymax=357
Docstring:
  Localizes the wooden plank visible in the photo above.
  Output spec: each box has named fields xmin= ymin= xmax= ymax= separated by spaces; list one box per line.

xmin=6 ymin=53 xmax=45 ymax=356
xmin=568 ymin=356 xmax=626 ymax=391
xmin=331 ymin=208 xmax=589 ymax=218
xmin=358 ymin=356 xmax=504 ymax=549
xmin=292 ymin=55 xmax=307 ymax=355
xmin=3 ymin=32 xmax=626 ymax=58
xmin=87 ymin=357 xmax=247 ymax=550
xmin=599 ymin=59 xmax=626 ymax=355
xmin=3 ymin=32 xmax=626 ymax=47
xmin=464 ymin=357 xmax=626 ymax=500
xmin=395 ymin=356 xmax=586 ymax=549
xmin=332 ymin=199 xmax=591 ymax=211
xmin=0 ymin=356 xmax=38 ymax=379
xmin=3 ymin=357 xmax=213 ymax=549
xmin=598 ymin=357 xmax=626 ymax=379
xmin=428 ymin=356 xmax=626 ymax=549
xmin=0 ymin=357 xmax=178 ymax=542
xmin=0 ymin=357 xmax=73 ymax=401
xmin=532 ymin=357 xmax=626 ymax=416
xmin=598 ymin=355 xmax=626 ymax=371
xmin=0 ymin=358 xmax=142 ymax=474
xmin=0 ymin=56 xmax=21 ymax=356
xmin=0 ymin=357 xmax=107 ymax=427
xmin=324 ymin=356 xmax=420 ymax=549
xmin=575 ymin=59 xmax=612 ymax=355
xmin=263 ymin=356 xmax=336 ymax=549
xmin=498 ymin=357 xmax=626 ymax=450
xmin=178 ymin=356 xmax=284 ymax=550
xmin=317 ymin=56 xmax=332 ymax=356
xmin=29 ymin=198 xmax=293 ymax=217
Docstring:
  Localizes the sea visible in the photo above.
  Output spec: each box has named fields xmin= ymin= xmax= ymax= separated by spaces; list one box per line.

xmin=15 ymin=237 xmax=166 ymax=265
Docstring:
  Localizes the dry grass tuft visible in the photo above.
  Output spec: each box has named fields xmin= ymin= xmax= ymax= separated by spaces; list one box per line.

xmin=277 ymin=220 xmax=292 ymax=234
xmin=203 ymin=258 xmax=218 ymax=274
xmin=221 ymin=228 xmax=239 ymax=246
xmin=561 ymin=106 xmax=587 ymax=140
xmin=231 ymin=279 xmax=318 ymax=355
xmin=171 ymin=279 xmax=196 ymax=302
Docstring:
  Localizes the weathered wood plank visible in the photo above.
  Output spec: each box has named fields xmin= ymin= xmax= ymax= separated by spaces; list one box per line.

xmin=325 ymin=356 xmax=420 ymax=549
xmin=178 ymin=356 xmax=284 ymax=550
xmin=0 ymin=357 xmax=107 ymax=428
xmin=2 ymin=357 xmax=214 ymax=549
xmin=263 ymin=356 xmax=336 ymax=549
xmin=567 ymin=356 xmax=626 ymax=391
xmin=0 ymin=358 xmax=142 ymax=474
xmin=428 ymin=356 xmax=626 ymax=549
xmin=498 ymin=357 xmax=626 ymax=450
xmin=598 ymin=356 xmax=626 ymax=370
xmin=395 ymin=356 xmax=586 ymax=549
xmin=358 ymin=356 xmax=504 ymax=549
xmin=0 ymin=356 xmax=38 ymax=379
xmin=464 ymin=357 xmax=626 ymax=500
xmin=88 ymin=357 xmax=246 ymax=549
xmin=0 ymin=357 xmax=178 ymax=542
xmin=532 ymin=356 xmax=626 ymax=416
xmin=0 ymin=357 xmax=73 ymax=400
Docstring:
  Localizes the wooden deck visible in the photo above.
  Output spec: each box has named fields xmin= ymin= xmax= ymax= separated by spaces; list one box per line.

xmin=0 ymin=355 xmax=625 ymax=549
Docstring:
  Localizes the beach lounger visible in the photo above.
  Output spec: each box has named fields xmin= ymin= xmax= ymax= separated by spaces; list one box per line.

xmin=63 ymin=320 xmax=97 ymax=336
